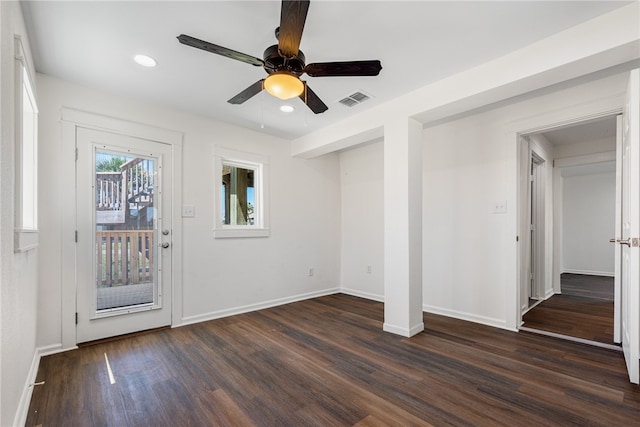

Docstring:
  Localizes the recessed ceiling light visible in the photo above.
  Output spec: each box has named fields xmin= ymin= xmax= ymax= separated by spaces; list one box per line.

xmin=279 ymin=105 xmax=295 ymax=113
xmin=134 ymin=54 xmax=157 ymax=68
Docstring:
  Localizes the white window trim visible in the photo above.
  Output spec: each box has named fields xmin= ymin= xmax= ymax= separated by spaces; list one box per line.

xmin=213 ymin=146 xmax=270 ymax=238
xmin=14 ymin=35 xmax=39 ymax=253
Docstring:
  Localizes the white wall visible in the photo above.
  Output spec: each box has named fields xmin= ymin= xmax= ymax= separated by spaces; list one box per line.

xmin=339 ymin=141 xmax=384 ymax=301
xmin=422 ymin=111 xmax=514 ymax=328
xmin=0 ymin=2 xmax=40 ymax=426
xmin=36 ymin=74 xmax=341 ymax=348
xmin=562 ymin=166 xmax=616 ymax=275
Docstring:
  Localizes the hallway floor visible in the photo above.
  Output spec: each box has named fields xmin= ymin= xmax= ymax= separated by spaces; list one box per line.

xmin=522 ymin=274 xmax=615 ymax=346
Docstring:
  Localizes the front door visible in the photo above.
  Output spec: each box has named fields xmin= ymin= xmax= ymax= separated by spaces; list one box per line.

xmin=620 ymin=69 xmax=639 ymax=384
xmin=76 ymin=127 xmax=173 ymax=343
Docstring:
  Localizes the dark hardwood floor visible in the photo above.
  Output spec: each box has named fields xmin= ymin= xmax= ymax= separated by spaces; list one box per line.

xmin=522 ymin=274 xmax=616 ymax=345
xmin=27 ymin=294 xmax=639 ymax=426
xmin=561 ymin=273 xmax=614 ymax=301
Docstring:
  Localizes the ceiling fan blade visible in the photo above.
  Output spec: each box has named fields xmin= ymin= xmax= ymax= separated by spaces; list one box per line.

xmin=177 ymin=34 xmax=264 ymax=67
xmin=304 ymin=60 xmax=382 ymax=77
xmin=228 ymin=80 xmax=265 ymax=104
xmin=299 ymin=83 xmax=328 ymax=114
xmin=278 ymin=0 xmax=310 ymax=58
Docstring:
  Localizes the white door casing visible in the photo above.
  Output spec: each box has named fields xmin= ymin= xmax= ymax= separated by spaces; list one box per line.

xmin=620 ymin=69 xmax=639 ymax=384
xmin=76 ymin=127 xmax=173 ymax=343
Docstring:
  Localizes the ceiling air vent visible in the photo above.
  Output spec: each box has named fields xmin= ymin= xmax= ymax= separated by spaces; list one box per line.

xmin=338 ymin=90 xmax=372 ymax=107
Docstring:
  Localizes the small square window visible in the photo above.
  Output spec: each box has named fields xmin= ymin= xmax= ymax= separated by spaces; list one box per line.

xmin=214 ymin=147 xmax=269 ymax=238
xmin=221 ymin=164 xmax=256 ymax=226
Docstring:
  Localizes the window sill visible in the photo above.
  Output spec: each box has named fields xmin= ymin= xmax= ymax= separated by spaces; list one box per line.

xmin=213 ymin=227 xmax=270 ymax=239
xmin=14 ymin=229 xmax=39 ymax=253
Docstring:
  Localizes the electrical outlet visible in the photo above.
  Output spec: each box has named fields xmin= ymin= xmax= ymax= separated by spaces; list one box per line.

xmin=308 ymin=267 xmax=314 ymax=277
xmin=366 ymin=265 xmax=372 ymax=274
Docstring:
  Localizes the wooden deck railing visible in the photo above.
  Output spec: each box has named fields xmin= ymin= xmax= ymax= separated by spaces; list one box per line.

xmin=96 ymin=230 xmax=154 ymax=287
xmin=96 ymin=157 xmax=154 ymax=224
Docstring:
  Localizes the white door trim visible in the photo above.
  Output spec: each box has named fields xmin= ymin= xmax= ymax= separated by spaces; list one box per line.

xmin=530 ymin=151 xmax=546 ymax=301
xmin=510 ymin=100 xmax=624 ymax=332
xmin=60 ymin=108 xmax=183 ymax=349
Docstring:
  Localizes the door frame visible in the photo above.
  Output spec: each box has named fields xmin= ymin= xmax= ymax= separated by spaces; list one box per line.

xmin=518 ymin=136 xmax=551 ymax=315
xmin=530 ymin=150 xmax=546 ymax=301
xmin=60 ymin=109 xmax=183 ymax=349
xmin=517 ymin=113 xmax=620 ymax=326
xmin=511 ymin=97 xmax=623 ymax=332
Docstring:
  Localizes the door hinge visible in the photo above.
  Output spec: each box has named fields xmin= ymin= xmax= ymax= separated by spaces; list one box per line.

xmin=75 ymin=147 xmax=78 ymax=161
xmin=75 ymin=230 xmax=78 ymax=242
xmin=75 ymin=312 xmax=78 ymax=325
xmin=530 ymin=224 xmax=536 ymax=231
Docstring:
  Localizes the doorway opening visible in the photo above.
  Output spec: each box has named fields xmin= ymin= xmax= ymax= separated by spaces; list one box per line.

xmin=519 ymin=115 xmax=620 ymax=349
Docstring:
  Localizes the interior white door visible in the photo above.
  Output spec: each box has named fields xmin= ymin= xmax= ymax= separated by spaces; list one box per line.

xmin=620 ymin=69 xmax=639 ymax=384
xmin=76 ymin=127 xmax=173 ymax=343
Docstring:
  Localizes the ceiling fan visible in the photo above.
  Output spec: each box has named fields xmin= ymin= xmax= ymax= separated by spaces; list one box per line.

xmin=177 ymin=0 xmax=382 ymax=114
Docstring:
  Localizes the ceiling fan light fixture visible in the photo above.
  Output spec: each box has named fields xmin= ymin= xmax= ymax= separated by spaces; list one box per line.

xmin=264 ymin=72 xmax=304 ymax=100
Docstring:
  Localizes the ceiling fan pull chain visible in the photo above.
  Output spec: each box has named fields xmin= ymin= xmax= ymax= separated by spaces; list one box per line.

xmin=261 ymin=91 xmax=265 ymax=129
xmin=304 ymin=83 xmax=308 ymax=126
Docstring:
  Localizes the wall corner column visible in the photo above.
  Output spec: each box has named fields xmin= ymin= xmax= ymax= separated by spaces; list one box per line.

xmin=383 ymin=117 xmax=424 ymax=337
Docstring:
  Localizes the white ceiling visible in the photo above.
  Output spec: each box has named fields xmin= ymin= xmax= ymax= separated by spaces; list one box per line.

xmin=542 ymin=116 xmax=618 ymax=146
xmin=21 ymin=1 xmax=630 ymax=140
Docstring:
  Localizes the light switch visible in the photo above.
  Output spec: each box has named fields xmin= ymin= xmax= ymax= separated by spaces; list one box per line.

xmin=492 ymin=201 xmax=507 ymax=214
xmin=182 ymin=205 xmax=195 ymax=217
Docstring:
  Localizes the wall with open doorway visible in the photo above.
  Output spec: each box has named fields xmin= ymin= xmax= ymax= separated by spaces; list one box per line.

xmin=421 ymin=69 xmax=630 ymax=330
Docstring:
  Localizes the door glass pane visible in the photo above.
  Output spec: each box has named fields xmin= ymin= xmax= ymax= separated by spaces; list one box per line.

xmin=95 ymin=150 xmax=156 ymax=311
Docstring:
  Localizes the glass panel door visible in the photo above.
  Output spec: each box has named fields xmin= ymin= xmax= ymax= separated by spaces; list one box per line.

xmin=95 ymin=150 xmax=157 ymax=312
xmin=76 ymin=127 xmax=172 ymax=344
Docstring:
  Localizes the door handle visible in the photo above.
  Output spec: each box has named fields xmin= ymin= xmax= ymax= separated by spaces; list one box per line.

xmin=618 ymin=238 xmax=631 ymax=247
xmin=160 ymin=242 xmax=170 ymax=249
xmin=615 ymin=238 xmax=639 ymax=247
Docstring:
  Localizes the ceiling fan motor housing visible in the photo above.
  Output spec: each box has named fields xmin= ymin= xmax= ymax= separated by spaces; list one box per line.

xmin=263 ymin=44 xmax=306 ymax=76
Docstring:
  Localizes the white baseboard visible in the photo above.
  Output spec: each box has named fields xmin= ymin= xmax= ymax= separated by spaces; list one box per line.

xmin=342 ymin=291 xmax=511 ymax=332
xmin=178 ymin=287 xmax=340 ymax=327
xmin=423 ymin=305 xmax=510 ymax=331
xmin=562 ymin=269 xmax=614 ymax=277
xmin=14 ymin=343 xmax=66 ymax=427
xmin=340 ymin=287 xmax=384 ymax=302
xmin=383 ymin=322 xmax=425 ymax=337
